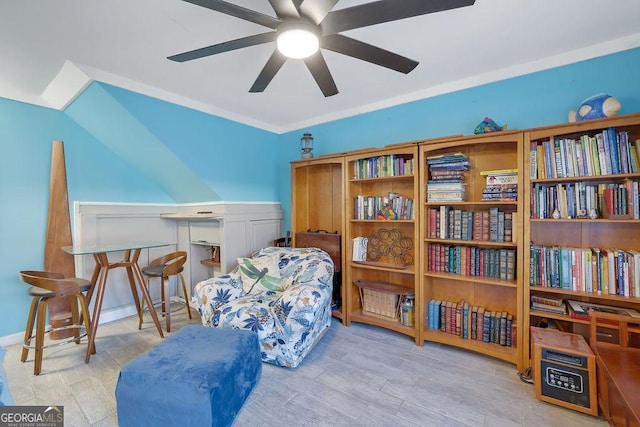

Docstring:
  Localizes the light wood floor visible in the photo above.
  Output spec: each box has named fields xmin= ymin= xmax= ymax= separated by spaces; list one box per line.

xmin=3 ymin=309 xmax=608 ymax=426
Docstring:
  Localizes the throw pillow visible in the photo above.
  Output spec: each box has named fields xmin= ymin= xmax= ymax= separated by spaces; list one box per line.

xmin=238 ymin=255 xmax=284 ymax=295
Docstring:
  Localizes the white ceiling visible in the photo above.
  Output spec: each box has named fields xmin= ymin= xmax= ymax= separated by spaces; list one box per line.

xmin=1 ymin=0 xmax=639 ymax=133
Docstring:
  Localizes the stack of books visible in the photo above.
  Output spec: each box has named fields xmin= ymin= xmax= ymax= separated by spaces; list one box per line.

xmin=530 ymin=295 xmax=567 ymax=315
xmin=426 ymin=152 xmax=469 ymax=202
xmin=481 ymin=169 xmax=518 ymax=201
xmin=425 ymin=299 xmax=515 ymax=347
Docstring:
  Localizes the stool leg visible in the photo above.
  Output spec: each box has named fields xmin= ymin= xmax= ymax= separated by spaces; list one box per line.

xmin=179 ymin=273 xmax=192 ymax=319
xmin=21 ymin=297 xmax=40 ymax=362
xmin=163 ymin=276 xmax=171 ymax=332
xmin=34 ymin=299 xmax=48 ymax=375
xmin=70 ymin=298 xmax=81 ymax=344
xmin=138 ymin=277 xmax=149 ymax=330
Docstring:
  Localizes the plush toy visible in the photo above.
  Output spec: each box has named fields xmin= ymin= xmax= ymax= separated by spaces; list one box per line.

xmin=569 ymin=94 xmax=621 ymax=122
xmin=474 ymin=117 xmax=505 ymax=134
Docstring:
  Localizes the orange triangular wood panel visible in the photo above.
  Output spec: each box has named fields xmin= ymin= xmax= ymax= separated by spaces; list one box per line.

xmin=44 ymin=141 xmax=75 ymax=277
xmin=44 ymin=141 xmax=76 ymax=339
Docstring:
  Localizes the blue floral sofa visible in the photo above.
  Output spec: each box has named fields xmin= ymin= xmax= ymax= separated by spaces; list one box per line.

xmin=191 ymin=247 xmax=334 ymax=368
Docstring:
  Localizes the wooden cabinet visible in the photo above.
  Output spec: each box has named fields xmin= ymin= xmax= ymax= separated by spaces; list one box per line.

xmin=344 ymin=145 xmax=421 ymax=343
xmin=419 ymin=132 xmax=524 ymax=369
xmin=291 ymin=154 xmax=347 ymax=321
xmin=522 ymin=113 xmax=640 ymax=369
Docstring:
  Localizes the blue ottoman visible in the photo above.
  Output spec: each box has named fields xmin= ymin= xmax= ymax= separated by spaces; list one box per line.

xmin=115 ymin=325 xmax=261 ymax=427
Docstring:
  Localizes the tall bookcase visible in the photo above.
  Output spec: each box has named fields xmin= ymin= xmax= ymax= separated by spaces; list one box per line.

xmin=522 ymin=112 xmax=640 ymax=368
xmin=291 ymin=153 xmax=347 ymax=321
xmin=419 ymin=131 xmax=524 ymax=369
xmin=344 ymin=144 xmax=421 ymax=344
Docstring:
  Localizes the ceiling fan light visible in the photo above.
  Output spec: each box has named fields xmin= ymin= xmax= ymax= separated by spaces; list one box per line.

xmin=277 ymin=28 xmax=319 ymax=59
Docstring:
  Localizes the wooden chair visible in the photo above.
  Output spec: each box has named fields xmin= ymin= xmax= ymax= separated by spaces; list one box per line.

xmin=18 ymin=270 xmax=93 ymax=375
xmin=139 ymin=251 xmax=191 ymax=332
xmin=588 ymin=310 xmax=640 ymax=426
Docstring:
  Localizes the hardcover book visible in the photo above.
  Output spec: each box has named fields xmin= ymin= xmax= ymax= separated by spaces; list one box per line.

xmin=565 ymin=299 xmax=640 ymax=320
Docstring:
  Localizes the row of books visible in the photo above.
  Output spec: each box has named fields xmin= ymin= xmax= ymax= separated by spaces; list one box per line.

xmin=481 ymin=169 xmax=518 ymax=201
xmin=425 ymin=299 xmax=515 ymax=347
xmin=530 ymin=180 xmax=640 ymax=219
xmin=428 ymin=244 xmax=516 ymax=281
xmin=428 ymin=206 xmax=514 ymax=243
xmin=529 ymin=244 xmax=640 ymax=297
xmin=353 ymin=154 xmax=414 ymax=179
xmin=529 ymin=128 xmax=640 ymax=179
xmin=530 ymin=296 xmax=640 ymax=320
xmin=353 ymin=194 xmax=414 ymax=220
xmin=426 ymin=152 xmax=469 ymax=202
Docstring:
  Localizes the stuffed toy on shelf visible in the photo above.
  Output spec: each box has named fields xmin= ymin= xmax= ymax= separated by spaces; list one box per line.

xmin=569 ymin=93 xmax=621 ymax=122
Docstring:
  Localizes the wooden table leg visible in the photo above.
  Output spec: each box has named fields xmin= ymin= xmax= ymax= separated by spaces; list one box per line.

xmin=123 ymin=250 xmax=142 ymax=318
xmin=85 ymin=253 xmax=108 ymax=363
xmin=84 ymin=248 xmax=166 ymax=363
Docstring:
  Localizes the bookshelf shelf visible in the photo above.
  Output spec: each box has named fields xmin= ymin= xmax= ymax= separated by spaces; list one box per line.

xmin=531 ymin=172 xmax=640 ymax=184
xmin=349 ymin=219 xmax=415 ymax=223
xmin=350 ymin=310 xmax=417 ymax=337
xmin=424 ymin=271 xmax=517 ymax=288
xmin=425 ymin=201 xmax=518 ymax=207
xmin=531 ymin=218 xmax=640 ymax=224
xmin=345 ymin=145 xmax=421 ymax=344
xmin=423 ymin=238 xmax=518 ymax=248
xmin=529 ymin=286 xmax=640 ymax=303
xmin=423 ymin=329 xmax=518 ymax=364
xmin=350 ymin=261 xmax=415 ymax=275
xmin=529 ymin=310 xmax=590 ymax=325
xmin=420 ymin=131 xmax=524 ymax=370
xmin=523 ymin=112 xmax=640 ymax=369
xmin=349 ymin=175 xmax=415 ymax=183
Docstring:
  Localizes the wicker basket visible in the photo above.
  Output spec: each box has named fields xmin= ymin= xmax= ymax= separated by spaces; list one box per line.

xmin=353 ymin=279 xmax=413 ymax=321
xmin=360 ymin=288 xmax=400 ymax=320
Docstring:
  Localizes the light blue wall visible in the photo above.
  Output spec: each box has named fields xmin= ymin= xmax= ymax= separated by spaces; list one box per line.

xmin=1 ymin=47 xmax=639 ymax=338
xmin=0 ymin=98 xmax=173 ymax=337
xmin=99 ymin=83 xmax=282 ymax=201
xmin=277 ymin=48 xmax=640 ymax=230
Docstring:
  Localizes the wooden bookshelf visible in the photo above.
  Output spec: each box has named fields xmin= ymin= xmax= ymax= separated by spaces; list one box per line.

xmin=522 ymin=112 xmax=640 ymax=369
xmin=344 ymin=145 xmax=421 ymax=343
xmin=419 ymin=131 xmax=525 ymax=369
xmin=290 ymin=153 xmax=347 ymax=321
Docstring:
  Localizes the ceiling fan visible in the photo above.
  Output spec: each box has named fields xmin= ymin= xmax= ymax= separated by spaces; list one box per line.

xmin=169 ymin=0 xmax=476 ymax=97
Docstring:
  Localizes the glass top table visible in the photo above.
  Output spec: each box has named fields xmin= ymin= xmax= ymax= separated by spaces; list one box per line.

xmin=62 ymin=241 xmax=170 ymax=362
xmin=62 ymin=241 xmax=170 ymax=255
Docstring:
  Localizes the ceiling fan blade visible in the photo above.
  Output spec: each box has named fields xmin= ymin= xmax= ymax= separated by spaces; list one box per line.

xmin=322 ymin=34 xmax=418 ymax=74
xmin=182 ymin=0 xmax=281 ymax=29
xmin=321 ymin=0 xmax=475 ymax=34
xmin=298 ymin=0 xmax=338 ymax=25
xmin=168 ymin=32 xmax=277 ymax=62
xmin=303 ymin=51 xmax=338 ymax=97
xmin=268 ymin=0 xmax=299 ymax=18
xmin=249 ymin=50 xmax=287 ymax=93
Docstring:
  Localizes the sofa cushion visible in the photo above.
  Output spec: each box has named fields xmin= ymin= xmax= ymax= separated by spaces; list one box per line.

xmin=238 ymin=255 xmax=284 ymax=295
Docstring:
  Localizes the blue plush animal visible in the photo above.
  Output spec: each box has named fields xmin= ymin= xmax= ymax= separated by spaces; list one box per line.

xmin=569 ymin=94 xmax=621 ymax=122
